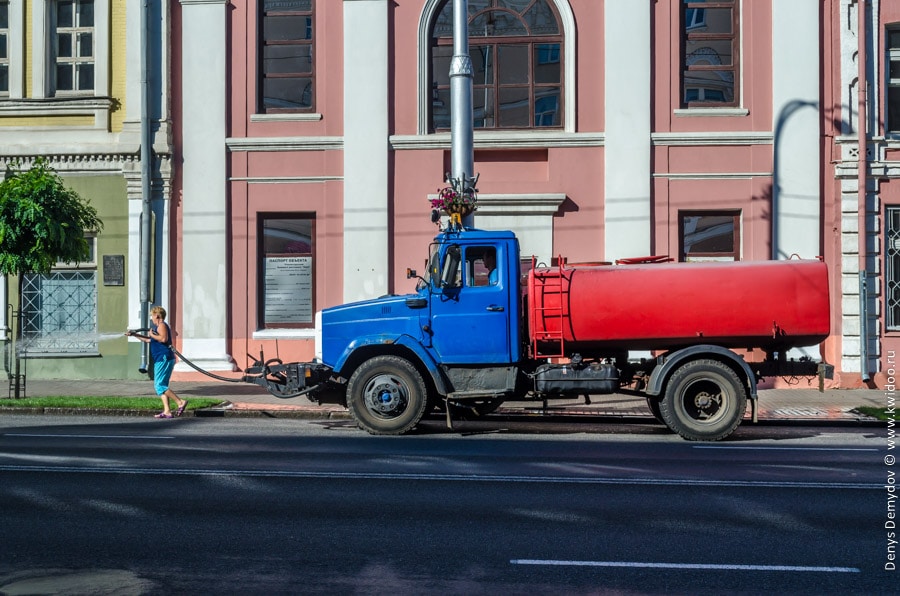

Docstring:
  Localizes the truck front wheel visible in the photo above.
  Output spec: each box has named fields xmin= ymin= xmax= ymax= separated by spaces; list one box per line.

xmin=346 ymin=356 xmax=428 ymax=435
xmin=659 ymin=359 xmax=747 ymax=441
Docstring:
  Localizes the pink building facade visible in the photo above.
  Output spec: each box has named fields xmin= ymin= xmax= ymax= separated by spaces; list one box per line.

xmin=167 ymin=0 xmax=900 ymax=389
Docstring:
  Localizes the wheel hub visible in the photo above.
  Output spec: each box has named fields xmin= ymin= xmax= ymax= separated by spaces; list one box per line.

xmin=692 ymin=390 xmax=722 ymax=419
xmin=364 ymin=374 xmax=407 ymax=415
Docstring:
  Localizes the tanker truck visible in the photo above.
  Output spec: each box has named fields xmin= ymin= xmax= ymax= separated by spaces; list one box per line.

xmin=244 ymin=227 xmax=831 ymax=441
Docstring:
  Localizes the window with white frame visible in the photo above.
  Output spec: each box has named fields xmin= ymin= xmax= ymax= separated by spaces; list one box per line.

xmin=20 ymin=236 xmax=98 ymax=355
xmin=0 ymin=0 xmax=8 ymax=95
xmin=25 ymin=0 xmax=108 ymax=100
xmin=52 ymin=0 xmax=94 ymax=94
xmin=888 ymin=26 xmax=900 ymax=135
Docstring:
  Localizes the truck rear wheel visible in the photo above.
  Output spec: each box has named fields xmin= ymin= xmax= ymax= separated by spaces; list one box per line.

xmin=346 ymin=356 xmax=428 ymax=435
xmin=659 ymin=359 xmax=747 ymax=441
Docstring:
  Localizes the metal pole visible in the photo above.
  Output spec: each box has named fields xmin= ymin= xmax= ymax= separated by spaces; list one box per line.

xmin=857 ymin=0 xmax=869 ymax=382
xmin=139 ymin=0 xmax=153 ymax=373
xmin=450 ymin=0 xmax=475 ymax=228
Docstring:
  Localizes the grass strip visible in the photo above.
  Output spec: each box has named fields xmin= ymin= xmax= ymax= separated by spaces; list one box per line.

xmin=854 ymin=406 xmax=900 ymax=421
xmin=0 ymin=396 xmax=223 ymax=411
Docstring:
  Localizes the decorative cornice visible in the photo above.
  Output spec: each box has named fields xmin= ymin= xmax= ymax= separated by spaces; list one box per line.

xmin=392 ymin=131 xmax=604 ymax=150
xmin=229 ymin=176 xmax=343 ymax=184
xmin=651 ymin=131 xmax=773 ymax=146
xmin=0 ymin=152 xmax=171 ymax=175
xmin=225 ymin=136 xmax=344 ymax=152
xmin=653 ymin=172 xmax=771 ymax=180
xmin=426 ymin=193 xmax=567 ymax=216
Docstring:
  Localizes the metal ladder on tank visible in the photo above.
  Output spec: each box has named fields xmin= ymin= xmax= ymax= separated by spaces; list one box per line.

xmin=530 ymin=256 xmax=567 ymax=359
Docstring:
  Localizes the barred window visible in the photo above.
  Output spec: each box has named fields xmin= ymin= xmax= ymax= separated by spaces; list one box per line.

xmin=259 ymin=0 xmax=314 ymax=113
xmin=53 ymin=0 xmax=94 ymax=94
xmin=21 ymin=271 xmax=98 ymax=355
xmin=886 ymin=207 xmax=900 ymax=330
xmin=431 ymin=0 xmax=563 ymax=130
xmin=681 ymin=0 xmax=739 ymax=107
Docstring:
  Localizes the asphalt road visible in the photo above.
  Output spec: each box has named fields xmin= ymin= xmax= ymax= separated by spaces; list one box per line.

xmin=0 ymin=415 xmax=893 ymax=595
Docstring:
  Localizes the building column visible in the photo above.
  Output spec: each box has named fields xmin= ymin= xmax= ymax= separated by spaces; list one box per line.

xmin=772 ymin=0 xmax=821 ymax=261
xmin=178 ymin=0 xmax=233 ymax=371
xmin=838 ymin=0 xmax=878 ymax=377
xmin=343 ymin=0 xmax=389 ymax=301
xmin=604 ymin=0 xmax=651 ymax=262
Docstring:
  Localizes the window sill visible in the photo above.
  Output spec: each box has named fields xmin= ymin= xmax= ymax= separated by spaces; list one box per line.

xmin=674 ymin=108 xmax=749 ymax=117
xmin=250 ymin=113 xmax=323 ymax=123
xmin=18 ymin=351 xmax=101 ymax=358
xmin=252 ymin=329 xmax=316 ymax=340
xmin=0 ymin=97 xmax=113 ymax=131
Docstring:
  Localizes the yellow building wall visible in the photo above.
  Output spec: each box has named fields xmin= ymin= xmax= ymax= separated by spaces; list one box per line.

xmin=110 ymin=0 xmax=127 ymax=132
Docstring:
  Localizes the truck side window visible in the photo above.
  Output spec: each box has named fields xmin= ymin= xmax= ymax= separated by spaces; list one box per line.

xmin=467 ymin=247 xmax=498 ymax=287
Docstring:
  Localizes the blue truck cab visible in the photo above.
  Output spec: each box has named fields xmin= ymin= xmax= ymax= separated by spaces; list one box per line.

xmin=316 ymin=229 xmax=523 ymax=416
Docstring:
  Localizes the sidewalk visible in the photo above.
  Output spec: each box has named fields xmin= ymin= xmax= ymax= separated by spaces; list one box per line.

xmin=0 ymin=378 xmax=890 ymax=423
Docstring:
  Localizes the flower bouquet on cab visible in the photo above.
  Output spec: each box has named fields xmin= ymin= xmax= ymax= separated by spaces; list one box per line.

xmin=430 ymin=175 xmax=478 ymax=230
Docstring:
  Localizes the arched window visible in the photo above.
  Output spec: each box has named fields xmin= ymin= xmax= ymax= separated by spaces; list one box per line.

xmin=430 ymin=0 xmax=563 ymax=131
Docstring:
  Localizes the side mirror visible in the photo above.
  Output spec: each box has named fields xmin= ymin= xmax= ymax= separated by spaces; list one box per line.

xmin=442 ymin=246 xmax=462 ymax=288
xmin=406 ymin=268 xmax=417 ymax=279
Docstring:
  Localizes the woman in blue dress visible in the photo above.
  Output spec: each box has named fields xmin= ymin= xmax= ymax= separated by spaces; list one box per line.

xmin=127 ymin=306 xmax=188 ymax=418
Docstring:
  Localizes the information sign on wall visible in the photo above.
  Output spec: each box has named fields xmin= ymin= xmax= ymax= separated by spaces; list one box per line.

xmin=264 ymin=255 xmax=313 ymax=323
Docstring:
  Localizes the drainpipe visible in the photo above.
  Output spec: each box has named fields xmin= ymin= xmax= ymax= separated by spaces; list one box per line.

xmin=857 ymin=0 xmax=870 ymax=382
xmin=450 ymin=0 xmax=475 ymax=228
xmin=138 ymin=0 xmax=153 ymax=373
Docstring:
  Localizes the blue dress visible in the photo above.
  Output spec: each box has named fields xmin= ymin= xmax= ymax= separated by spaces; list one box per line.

xmin=150 ymin=322 xmax=175 ymax=395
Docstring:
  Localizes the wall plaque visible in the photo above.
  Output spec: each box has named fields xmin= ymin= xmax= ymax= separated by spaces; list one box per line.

xmin=103 ymin=255 xmax=125 ymax=286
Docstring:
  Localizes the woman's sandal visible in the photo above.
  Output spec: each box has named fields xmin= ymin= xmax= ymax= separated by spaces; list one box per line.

xmin=175 ymin=401 xmax=189 ymax=417
xmin=154 ymin=412 xmax=173 ymax=419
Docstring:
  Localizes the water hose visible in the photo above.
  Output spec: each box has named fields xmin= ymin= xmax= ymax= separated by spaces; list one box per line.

xmin=128 ymin=330 xmax=241 ymax=383
xmin=127 ymin=330 xmax=315 ymax=397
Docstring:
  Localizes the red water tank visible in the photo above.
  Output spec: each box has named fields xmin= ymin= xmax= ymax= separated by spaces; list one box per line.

xmin=527 ymin=259 xmax=830 ymax=356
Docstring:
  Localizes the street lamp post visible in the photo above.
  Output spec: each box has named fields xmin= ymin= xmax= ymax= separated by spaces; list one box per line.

xmin=449 ymin=0 xmax=477 ymax=228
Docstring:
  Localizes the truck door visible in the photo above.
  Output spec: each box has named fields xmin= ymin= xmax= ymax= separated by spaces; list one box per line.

xmin=429 ymin=244 xmax=513 ymax=364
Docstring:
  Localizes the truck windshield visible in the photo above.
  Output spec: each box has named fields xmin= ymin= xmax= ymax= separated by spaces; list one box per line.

xmin=425 ymin=243 xmax=440 ymax=289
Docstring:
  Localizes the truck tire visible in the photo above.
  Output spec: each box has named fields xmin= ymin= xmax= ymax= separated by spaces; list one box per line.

xmin=659 ymin=359 xmax=747 ymax=441
xmin=346 ymin=355 xmax=428 ymax=435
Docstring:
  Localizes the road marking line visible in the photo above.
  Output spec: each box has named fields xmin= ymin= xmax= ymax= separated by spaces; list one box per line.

xmin=3 ymin=433 xmax=175 ymax=440
xmin=509 ymin=559 xmax=860 ymax=573
xmin=0 ymin=465 xmax=882 ymax=489
xmin=693 ymin=445 xmax=877 ymax=451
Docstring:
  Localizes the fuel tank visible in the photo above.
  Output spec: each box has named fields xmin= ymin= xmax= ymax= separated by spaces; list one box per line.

xmin=527 ymin=258 xmax=830 ymax=355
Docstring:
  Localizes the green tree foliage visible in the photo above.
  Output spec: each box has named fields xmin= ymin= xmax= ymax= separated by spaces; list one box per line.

xmin=0 ymin=159 xmax=103 ymax=276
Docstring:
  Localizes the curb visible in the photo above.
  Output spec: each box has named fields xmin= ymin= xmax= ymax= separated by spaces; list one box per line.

xmin=0 ymin=406 xmax=884 ymax=427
